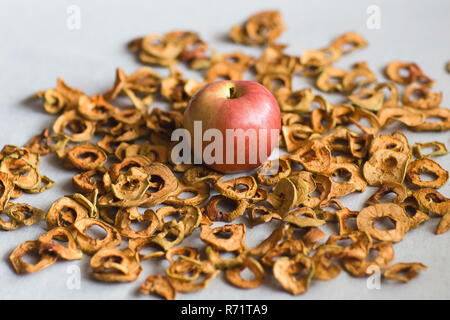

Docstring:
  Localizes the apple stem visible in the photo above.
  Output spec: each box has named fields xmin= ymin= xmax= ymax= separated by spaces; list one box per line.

xmin=228 ymin=86 xmax=236 ymax=99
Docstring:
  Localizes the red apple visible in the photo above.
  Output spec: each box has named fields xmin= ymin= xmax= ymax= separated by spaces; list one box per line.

xmin=183 ymin=80 xmax=281 ymax=173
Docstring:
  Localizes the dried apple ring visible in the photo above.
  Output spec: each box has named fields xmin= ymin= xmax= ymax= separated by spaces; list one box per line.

xmin=155 ymin=205 xmax=201 ymax=236
xmin=336 ymin=207 xmax=359 ymax=236
xmin=225 ymin=257 xmax=264 ymax=289
xmin=91 ymin=248 xmax=142 ymax=282
xmin=260 ymin=238 xmax=305 ymax=267
xmin=182 ymin=166 xmax=224 ymax=185
xmin=169 ymin=260 xmax=220 ymax=293
xmin=356 ymin=203 xmax=409 ymax=242
xmin=399 ymin=197 xmax=430 ymax=229
xmin=413 ymin=142 xmax=448 ymax=158
xmin=413 ymin=188 xmax=450 ymax=216
xmin=342 ymin=241 xmax=394 ymax=277
xmin=205 ymin=62 xmax=243 ymax=82
xmin=230 ymin=10 xmax=285 ymax=45
xmin=9 ymin=240 xmax=57 ymax=274
xmin=72 ymin=167 xmax=107 ymax=193
xmin=326 ymin=231 xmax=372 ymax=260
xmin=402 ymin=83 xmax=442 ymax=109
xmin=289 ymin=139 xmax=331 ymax=173
xmin=46 ymin=196 xmax=89 ymax=229
xmin=52 ymin=110 xmax=95 ymax=142
xmin=410 ymin=107 xmax=450 ymax=131
xmin=330 ymin=31 xmax=368 ymax=54
xmin=316 ymin=67 xmax=346 ymax=92
xmin=273 ymin=254 xmax=314 ymax=295
xmin=267 ymin=177 xmax=298 ymax=217
xmin=205 ymin=245 xmax=247 ymax=269
xmin=77 ymin=94 xmax=116 ymax=121
xmin=383 ymin=262 xmax=427 ymax=282
xmin=165 ymin=246 xmax=200 ymax=265
xmin=436 ymin=213 xmax=450 ymax=235
xmin=342 ymin=64 xmax=376 ymax=93
xmin=247 ymin=205 xmax=281 ymax=226
xmin=204 ymin=195 xmax=248 ymax=222
xmin=127 ymin=237 xmax=164 ymax=260
xmin=111 ymin=167 xmax=151 ymax=201
xmin=369 ymin=132 xmax=410 ymax=155
xmin=366 ymin=181 xmax=408 ymax=205
xmin=406 ymin=158 xmax=448 ymax=189
xmin=25 ymin=128 xmax=51 ymax=155
xmin=375 ymin=82 xmax=399 ymax=108
xmin=72 ymin=218 xmax=121 ymax=254
xmin=4 ymin=203 xmax=46 ymax=227
xmin=312 ymin=245 xmax=344 ymax=281
xmin=385 ymin=61 xmax=430 ymax=84
xmin=200 ymin=224 xmax=246 ymax=252
xmin=140 ymin=275 xmax=177 ymax=300
xmin=114 ymin=207 xmax=159 ymax=239
xmin=325 ymin=162 xmax=367 ymax=198
xmin=63 ymin=142 xmax=107 ymax=171
xmin=0 ymin=172 xmax=13 ymax=210
xmin=363 ymin=149 xmax=410 ymax=186
xmin=258 ymin=72 xmax=291 ymax=94
xmin=164 ymin=180 xmax=209 ymax=206
xmin=214 ymin=176 xmax=257 ymax=200
xmin=377 ymin=106 xmax=425 ymax=127
xmin=276 ymin=88 xmax=314 ymax=114
xmin=281 ymin=124 xmax=314 ymax=152
xmin=151 ymin=220 xmax=185 ymax=250
xmin=283 ymin=207 xmax=326 ymax=228
xmin=38 ymin=227 xmax=83 ymax=260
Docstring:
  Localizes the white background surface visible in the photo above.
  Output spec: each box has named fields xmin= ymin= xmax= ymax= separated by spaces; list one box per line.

xmin=0 ymin=0 xmax=449 ymax=300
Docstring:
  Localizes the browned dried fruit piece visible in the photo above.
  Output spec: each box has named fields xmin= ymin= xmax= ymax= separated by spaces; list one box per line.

xmin=316 ymin=67 xmax=346 ymax=92
xmin=377 ymin=106 xmax=425 ymax=128
xmin=155 ymin=205 xmax=201 ymax=236
xmin=0 ymin=172 xmax=13 ymax=210
xmin=9 ymin=240 xmax=57 ymax=274
xmin=72 ymin=167 xmax=107 ymax=193
xmin=168 ymin=259 xmax=220 ymax=293
xmin=151 ymin=220 xmax=185 ymax=250
xmin=325 ymin=161 xmax=367 ymax=198
xmin=289 ymin=139 xmax=331 ymax=173
xmin=38 ymin=227 xmax=83 ymax=260
xmin=366 ymin=181 xmax=408 ymax=205
xmin=205 ymin=245 xmax=247 ymax=269
xmin=406 ymin=158 xmax=448 ymax=189
xmin=326 ymin=231 xmax=372 ymax=260
xmin=383 ymin=262 xmax=427 ymax=282
xmin=72 ymin=218 xmax=121 ymax=254
xmin=329 ymin=32 xmax=368 ymax=54
xmin=385 ymin=61 xmax=431 ymax=85
xmin=165 ymin=180 xmax=209 ymax=206
xmin=342 ymin=241 xmax=394 ymax=277
xmin=230 ymin=11 xmax=285 ymax=46
xmin=63 ymin=142 xmax=107 ymax=171
xmin=363 ymin=149 xmax=410 ymax=186
xmin=410 ymin=107 xmax=450 ymax=132
xmin=247 ymin=205 xmax=281 ymax=226
xmin=200 ymin=224 xmax=246 ymax=252
xmin=436 ymin=213 xmax=450 ymax=235
xmin=413 ymin=141 xmax=448 ymax=158
xmin=267 ymin=177 xmax=298 ymax=217
xmin=3 ymin=203 xmax=46 ymax=227
xmin=90 ymin=248 xmax=142 ymax=282
xmin=204 ymin=195 xmax=248 ymax=222
xmin=46 ymin=196 xmax=89 ymax=229
xmin=25 ymin=128 xmax=51 ymax=155
xmin=225 ymin=257 xmax=265 ymax=289
xmin=182 ymin=166 xmax=224 ymax=185
xmin=413 ymin=188 xmax=450 ymax=216
xmin=400 ymin=197 xmax=430 ymax=229
xmin=402 ymin=84 xmax=442 ymax=109
xmin=140 ymin=274 xmax=177 ymax=300
xmin=114 ymin=207 xmax=159 ymax=239
xmin=357 ymin=203 xmax=409 ymax=242
xmin=52 ymin=110 xmax=95 ymax=142
xmin=214 ymin=176 xmax=257 ymax=200
xmin=312 ymin=245 xmax=344 ymax=281
xmin=256 ymin=158 xmax=291 ymax=186
xmin=273 ymin=254 xmax=314 ymax=295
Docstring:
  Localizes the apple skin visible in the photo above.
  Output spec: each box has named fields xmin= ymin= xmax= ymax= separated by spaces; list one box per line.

xmin=183 ymin=80 xmax=281 ymax=173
